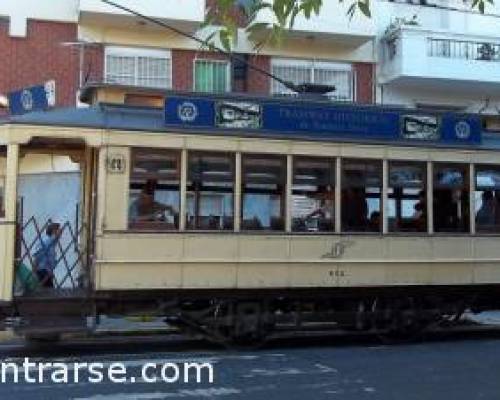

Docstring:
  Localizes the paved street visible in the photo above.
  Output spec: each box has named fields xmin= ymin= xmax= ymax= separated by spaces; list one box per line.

xmin=0 ymin=332 xmax=499 ymax=399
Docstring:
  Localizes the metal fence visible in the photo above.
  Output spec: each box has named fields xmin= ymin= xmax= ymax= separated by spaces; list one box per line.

xmin=271 ymin=63 xmax=355 ymax=102
xmin=428 ymin=38 xmax=500 ymax=62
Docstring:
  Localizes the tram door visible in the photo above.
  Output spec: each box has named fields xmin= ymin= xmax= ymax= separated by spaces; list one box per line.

xmin=14 ymin=147 xmax=94 ymax=297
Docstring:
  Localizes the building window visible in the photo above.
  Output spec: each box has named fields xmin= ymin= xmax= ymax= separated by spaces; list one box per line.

xmin=271 ymin=58 xmax=354 ymax=101
xmin=292 ymin=157 xmax=335 ymax=232
xmin=341 ymin=159 xmax=382 ymax=232
xmin=241 ymin=154 xmax=286 ymax=231
xmin=433 ymin=163 xmax=469 ymax=233
xmin=187 ymin=152 xmax=234 ymax=230
xmin=388 ymin=162 xmax=427 ymax=232
xmin=194 ymin=59 xmax=231 ymax=93
xmin=129 ymin=149 xmax=180 ymax=230
xmin=105 ymin=47 xmax=172 ymax=88
xmin=475 ymin=165 xmax=500 ymax=232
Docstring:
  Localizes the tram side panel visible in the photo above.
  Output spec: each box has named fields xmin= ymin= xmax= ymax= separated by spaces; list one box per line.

xmin=95 ymin=232 xmax=500 ymax=292
xmin=93 ymin=145 xmax=500 ymax=294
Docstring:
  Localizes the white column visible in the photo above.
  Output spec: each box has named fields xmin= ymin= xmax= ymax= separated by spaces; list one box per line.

xmin=234 ymin=152 xmax=242 ymax=232
xmin=1 ymin=144 xmax=19 ymax=301
xmin=286 ymin=155 xmax=293 ymax=233
xmin=335 ymin=157 xmax=341 ymax=234
xmin=179 ymin=149 xmax=187 ymax=231
xmin=427 ymin=161 xmax=434 ymax=234
xmin=469 ymin=163 xmax=475 ymax=235
xmin=382 ymin=159 xmax=388 ymax=234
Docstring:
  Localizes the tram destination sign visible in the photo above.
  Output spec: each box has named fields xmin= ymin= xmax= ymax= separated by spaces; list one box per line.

xmin=164 ymin=96 xmax=481 ymax=145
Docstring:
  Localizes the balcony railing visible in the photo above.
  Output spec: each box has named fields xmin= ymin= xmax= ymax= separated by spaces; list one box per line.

xmin=428 ymin=38 xmax=500 ymax=62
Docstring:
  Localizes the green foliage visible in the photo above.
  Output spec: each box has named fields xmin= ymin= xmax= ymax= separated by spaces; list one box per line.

xmin=206 ymin=0 xmax=494 ymax=52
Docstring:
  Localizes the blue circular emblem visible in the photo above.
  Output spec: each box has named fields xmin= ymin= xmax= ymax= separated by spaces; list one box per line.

xmin=21 ymin=89 xmax=33 ymax=111
xmin=177 ymin=102 xmax=198 ymax=122
xmin=455 ymin=121 xmax=471 ymax=140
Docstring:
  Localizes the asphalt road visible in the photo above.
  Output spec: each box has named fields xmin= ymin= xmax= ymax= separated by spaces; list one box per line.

xmin=0 ymin=332 xmax=499 ymax=400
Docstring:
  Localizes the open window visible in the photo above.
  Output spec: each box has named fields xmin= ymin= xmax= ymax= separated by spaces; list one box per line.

xmin=475 ymin=165 xmax=500 ymax=233
xmin=341 ymin=159 xmax=382 ymax=232
xmin=292 ymin=157 xmax=335 ymax=232
xmin=433 ymin=163 xmax=469 ymax=233
xmin=187 ymin=152 xmax=234 ymax=230
xmin=128 ymin=149 xmax=180 ymax=230
xmin=388 ymin=162 xmax=427 ymax=232
xmin=242 ymin=154 xmax=286 ymax=231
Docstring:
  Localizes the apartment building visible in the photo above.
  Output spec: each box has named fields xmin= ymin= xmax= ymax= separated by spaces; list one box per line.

xmin=377 ymin=0 xmax=500 ymax=117
xmin=0 ymin=0 xmax=377 ymax=109
xmin=0 ymin=0 xmax=499 ymax=239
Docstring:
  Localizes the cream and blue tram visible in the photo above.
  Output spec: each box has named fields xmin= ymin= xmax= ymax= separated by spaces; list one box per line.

xmin=1 ymin=84 xmax=500 ymax=344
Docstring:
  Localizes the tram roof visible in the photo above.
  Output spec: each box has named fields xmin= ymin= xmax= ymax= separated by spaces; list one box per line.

xmin=1 ymin=89 xmax=499 ymax=150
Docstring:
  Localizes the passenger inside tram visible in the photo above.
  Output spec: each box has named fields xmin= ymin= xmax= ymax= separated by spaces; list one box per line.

xmin=475 ymin=166 xmax=500 ymax=232
xmin=388 ymin=162 xmax=427 ymax=232
xmin=433 ymin=164 xmax=469 ymax=232
xmin=129 ymin=180 xmax=177 ymax=224
xmin=341 ymin=159 xmax=381 ymax=232
xmin=128 ymin=149 xmax=180 ymax=229
xmin=292 ymin=157 xmax=335 ymax=232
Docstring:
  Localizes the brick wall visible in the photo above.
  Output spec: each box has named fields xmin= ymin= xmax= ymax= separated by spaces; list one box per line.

xmin=0 ymin=20 xmax=79 ymax=108
xmin=354 ymin=62 xmax=374 ymax=104
xmin=246 ymin=54 xmax=271 ymax=95
xmin=82 ymin=44 xmax=104 ymax=86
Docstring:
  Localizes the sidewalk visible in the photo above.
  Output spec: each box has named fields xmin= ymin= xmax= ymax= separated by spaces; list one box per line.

xmin=465 ymin=311 xmax=500 ymax=325
xmin=94 ymin=316 xmax=172 ymax=335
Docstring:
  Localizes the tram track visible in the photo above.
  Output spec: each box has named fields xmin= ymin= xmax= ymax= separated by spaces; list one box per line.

xmin=58 ymin=321 xmax=500 ymax=350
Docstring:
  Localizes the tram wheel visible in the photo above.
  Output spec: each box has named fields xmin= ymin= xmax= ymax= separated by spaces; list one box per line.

xmin=176 ymin=299 xmax=273 ymax=350
xmin=372 ymin=297 xmax=427 ymax=344
xmin=215 ymin=301 xmax=272 ymax=350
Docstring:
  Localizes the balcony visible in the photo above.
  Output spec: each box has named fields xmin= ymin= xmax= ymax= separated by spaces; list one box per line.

xmin=253 ymin=1 xmax=376 ymax=47
xmin=380 ymin=27 xmax=500 ymax=93
xmin=78 ymin=0 xmax=205 ymax=32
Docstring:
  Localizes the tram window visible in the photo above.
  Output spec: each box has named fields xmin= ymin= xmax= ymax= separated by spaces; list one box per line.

xmin=128 ymin=149 xmax=180 ymax=230
xmin=433 ymin=163 xmax=469 ymax=233
xmin=475 ymin=165 xmax=500 ymax=233
xmin=341 ymin=159 xmax=382 ymax=232
xmin=242 ymin=154 xmax=286 ymax=231
xmin=388 ymin=162 xmax=427 ymax=232
xmin=292 ymin=157 xmax=335 ymax=232
xmin=186 ymin=152 xmax=234 ymax=230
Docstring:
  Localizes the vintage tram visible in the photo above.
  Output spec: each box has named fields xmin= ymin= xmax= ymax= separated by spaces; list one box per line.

xmin=1 ymin=84 xmax=500 ymax=345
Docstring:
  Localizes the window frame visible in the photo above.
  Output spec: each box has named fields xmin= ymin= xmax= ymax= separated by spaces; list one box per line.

xmin=193 ymin=58 xmax=232 ymax=94
xmin=387 ymin=161 xmax=428 ymax=234
xmin=270 ymin=57 xmax=355 ymax=101
xmin=291 ymin=156 xmax=336 ymax=233
xmin=474 ymin=164 xmax=500 ymax=234
xmin=240 ymin=153 xmax=287 ymax=232
xmin=340 ymin=158 xmax=383 ymax=233
xmin=186 ymin=151 xmax=236 ymax=231
xmin=128 ymin=148 xmax=181 ymax=231
xmin=432 ymin=162 xmax=471 ymax=234
xmin=124 ymin=147 xmax=500 ymax=237
xmin=104 ymin=46 xmax=172 ymax=89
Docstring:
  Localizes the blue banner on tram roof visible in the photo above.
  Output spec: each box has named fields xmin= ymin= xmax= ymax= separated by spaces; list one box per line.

xmin=164 ymin=96 xmax=482 ymax=145
xmin=8 ymin=85 xmax=49 ymax=115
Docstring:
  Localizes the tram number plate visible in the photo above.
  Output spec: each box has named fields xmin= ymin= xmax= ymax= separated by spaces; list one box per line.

xmin=329 ymin=270 xmax=346 ymax=278
xmin=107 ymin=154 xmax=126 ymax=174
